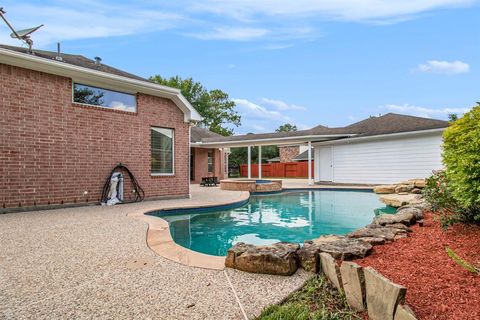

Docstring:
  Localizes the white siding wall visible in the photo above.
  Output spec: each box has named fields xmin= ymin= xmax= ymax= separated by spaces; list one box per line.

xmin=314 ymin=132 xmax=443 ymax=184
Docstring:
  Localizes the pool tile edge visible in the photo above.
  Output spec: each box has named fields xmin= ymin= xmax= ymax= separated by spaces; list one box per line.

xmin=127 ymin=191 xmax=251 ymax=270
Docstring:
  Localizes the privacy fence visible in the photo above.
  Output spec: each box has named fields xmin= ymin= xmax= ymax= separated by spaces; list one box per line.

xmin=240 ymin=161 xmax=314 ymax=178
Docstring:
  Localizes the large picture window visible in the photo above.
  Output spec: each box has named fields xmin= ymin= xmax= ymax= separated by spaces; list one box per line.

xmin=73 ymin=83 xmax=137 ymax=112
xmin=151 ymin=127 xmax=174 ymax=175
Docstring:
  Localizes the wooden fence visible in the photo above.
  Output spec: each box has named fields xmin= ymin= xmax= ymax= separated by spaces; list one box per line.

xmin=239 ymin=161 xmax=314 ymax=178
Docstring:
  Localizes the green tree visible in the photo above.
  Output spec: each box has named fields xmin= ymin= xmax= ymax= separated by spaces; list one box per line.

xmin=448 ymin=113 xmax=458 ymax=122
xmin=150 ymin=75 xmax=240 ymax=136
xmin=276 ymin=123 xmax=298 ymax=132
xmin=442 ymin=103 xmax=480 ymax=222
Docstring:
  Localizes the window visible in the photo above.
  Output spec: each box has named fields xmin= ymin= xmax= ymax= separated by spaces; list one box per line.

xmin=208 ymin=150 xmax=214 ymax=173
xmin=73 ymin=83 xmax=136 ymax=112
xmin=151 ymin=127 xmax=174 ymax=175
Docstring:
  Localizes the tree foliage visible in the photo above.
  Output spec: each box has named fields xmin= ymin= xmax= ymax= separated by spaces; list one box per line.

xmin=442 ymin=103 xmax=480 ymax=222
xmin=150 ymin=75 xmax=240 ymax=136
xmin=276 ymin=123 xmax=298 ymax=132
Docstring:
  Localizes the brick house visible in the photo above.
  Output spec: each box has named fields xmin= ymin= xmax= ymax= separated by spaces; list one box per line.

xmin=0 ymin=45 xmax=203 ymax=212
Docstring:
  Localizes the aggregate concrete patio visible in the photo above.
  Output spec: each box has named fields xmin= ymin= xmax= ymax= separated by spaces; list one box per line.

xmin=0 ymin=185 xmax=310 ymax=320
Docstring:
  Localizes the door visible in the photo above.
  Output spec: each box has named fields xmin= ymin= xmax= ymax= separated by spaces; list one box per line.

xmin=319 ymin=146 xmax=333 ymax=182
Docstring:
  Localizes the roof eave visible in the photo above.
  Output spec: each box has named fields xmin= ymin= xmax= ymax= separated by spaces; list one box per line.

xmin=312 ymin=127 xmax=446 ymax=146
xmin=193 ymin=134 xmax=357 ymax=148
xmin=0 ymin=48 xmax=203 ymax=123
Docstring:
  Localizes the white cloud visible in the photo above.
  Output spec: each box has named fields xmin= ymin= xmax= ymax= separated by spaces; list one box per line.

xmin=233 ymin=98 xmax=292 ymax=122
xmin=415 ymin=60 xmax=470 ymax=75
xmin=185 ymin=27 xmax=269 ymax=41
xmin=0 ymin=2 xmax=185 ymax=47
xmin=109 ymin=101 xmax=136 ymax=112
xmin=381 ymin=103 xmax=471 ymax=118
xmin=259 ymin=98 xmax=306 ymax=111
xmin=191 ymin=0 xmax=473 ymax=23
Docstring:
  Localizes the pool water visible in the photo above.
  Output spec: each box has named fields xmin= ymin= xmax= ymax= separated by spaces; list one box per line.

xmin=154 ymin=190 xmax=395 ymax=256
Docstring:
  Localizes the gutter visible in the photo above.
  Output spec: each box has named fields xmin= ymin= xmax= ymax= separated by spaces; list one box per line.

xmin=0 ymin=48 xmax=203 ymax=122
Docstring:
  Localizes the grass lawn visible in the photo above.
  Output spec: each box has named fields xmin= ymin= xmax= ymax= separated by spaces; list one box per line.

xmin=256 ymin=275 xmax=361 ymax=320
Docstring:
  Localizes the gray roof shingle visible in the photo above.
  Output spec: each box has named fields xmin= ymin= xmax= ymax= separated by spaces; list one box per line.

xmin=190 ymin=126 xmax=223 ymax=143
xmin=0 ymin=44 xmax=148 ymax=82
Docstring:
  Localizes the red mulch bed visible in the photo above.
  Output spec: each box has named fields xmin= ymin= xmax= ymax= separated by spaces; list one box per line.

xmin=355 ymin=212 xmax=480 ymax=320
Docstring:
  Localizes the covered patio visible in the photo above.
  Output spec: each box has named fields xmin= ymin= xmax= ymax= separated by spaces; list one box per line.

xmin=191 ymin=131 xmax=356 ymax=186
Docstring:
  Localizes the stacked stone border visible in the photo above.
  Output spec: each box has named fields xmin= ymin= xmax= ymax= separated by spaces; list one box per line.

xmin=220 ymin=179 xmax=282 ymax=193
xmin=321 ymin=254 xmax=417 ymax=319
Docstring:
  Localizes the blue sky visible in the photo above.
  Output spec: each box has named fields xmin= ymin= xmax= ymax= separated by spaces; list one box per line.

xmin=1 ymin=1 xmax=478 ymax=134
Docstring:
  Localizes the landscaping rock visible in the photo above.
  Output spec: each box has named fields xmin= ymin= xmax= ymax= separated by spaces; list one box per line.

xmin=364 ymin=267 xmax=406 ymax=320
xmin=307 ymin=234 xmax=344 ymax=245
xmin=303 ymin=235 xmax=372 ymax=260
xmin=347 ymin=226 xmax=396 ymax=242
xmin=412 ymin=179 xmax=426 ymax=188
xmin=320 ymin=253 xmax=343 ymax=290
xmin=379 ymin=194 xmax=417 ymax=208
xmin=357 ymin=237 xmax=386 ymax=245
xmin=394 ymin=305 xmax=418 ymax=320
xmin=373 ymin=185 xmax=397 ymax=194
xmin=296 ymin=245 xmax=320 ymax=273
xmin=395 ymin=184 xmax=414 ymax=194
xmin=396 ymin=206 xmax=424 ymax=220
xmin=394 ymin=233 xmax=408 ymax=240
xmin=411 ymin=188 xmax=422 ymax=194
xmin=298 ymin=235 xmax=344 ymax=272
xmin=384 ymin=223 xmax=412 ymax=232
xmin=408 ymin=199 xmax=431 ymax=212
xmin=225 ymin=242 xmax=299 ymax=276
xmin=316 ymin=238 xmax=373 ymax=260
xmin=340 ymin=262 xmax=365 ymax=311
xmin=373 ymin=212 xmax=416 ymax=226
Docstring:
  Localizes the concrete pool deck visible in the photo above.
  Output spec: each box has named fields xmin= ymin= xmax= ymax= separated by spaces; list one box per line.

xmin=0 ymin=185 xmax=310 ymax=320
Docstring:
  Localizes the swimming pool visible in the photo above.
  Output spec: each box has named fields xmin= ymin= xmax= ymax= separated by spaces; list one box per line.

xmin=151 ymin=190 xmax=395 ymax=256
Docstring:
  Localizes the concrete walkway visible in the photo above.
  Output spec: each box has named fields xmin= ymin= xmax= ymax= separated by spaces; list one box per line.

xmin=0 ymin=185 xmax=308 ymax=320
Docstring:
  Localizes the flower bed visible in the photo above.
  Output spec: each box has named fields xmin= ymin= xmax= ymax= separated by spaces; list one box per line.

xmin=355 ymin=212 xmax=480 ymax=320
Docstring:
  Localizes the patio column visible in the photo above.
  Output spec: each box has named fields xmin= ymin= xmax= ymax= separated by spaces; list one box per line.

xmin=308 ymin=141 xmax=312 ymax=186
xmin=247 ymin=145 xmax=252 ymax=179
xmin=258 ymin=145 xmax=262 ymax=179
xmin=225 ymin=148 xmax=229 ymax=179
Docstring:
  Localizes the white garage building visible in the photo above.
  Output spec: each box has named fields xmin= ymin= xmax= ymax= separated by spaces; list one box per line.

xmin=192 ymin=113 xmax=448 ymax=185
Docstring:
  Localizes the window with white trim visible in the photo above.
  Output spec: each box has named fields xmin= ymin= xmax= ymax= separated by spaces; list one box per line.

xmin=151 ymin=127 xmax=174 ymax=174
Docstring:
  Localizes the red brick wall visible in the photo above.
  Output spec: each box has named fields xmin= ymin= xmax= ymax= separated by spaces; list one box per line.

xmin=191 ymin=147 xmax=226 ymax=184
xmin=279 ymin=146 xmax=300 ymax=163
xmin=0 ymin=63 xmax=190 ymax=210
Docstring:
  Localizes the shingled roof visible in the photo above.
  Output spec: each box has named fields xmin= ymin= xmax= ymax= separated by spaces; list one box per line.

xmin=0 ymin=44 xmax=148 ymax=82
xmin=196 ymin=113 xmax=448 ymax=145
xmin=190 ymin=126 xmax=223 ymax=143
xmin=345 ymin=113 xmax=449 ymax=137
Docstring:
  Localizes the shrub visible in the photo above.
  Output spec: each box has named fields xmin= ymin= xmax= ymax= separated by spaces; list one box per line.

xmin=423 ymin=170 xmax=457 ymax=212
xmin=442 ymin=103 xmax=480 ymax=222
xmin=423 ymin=171 xmax=466 ymax=229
